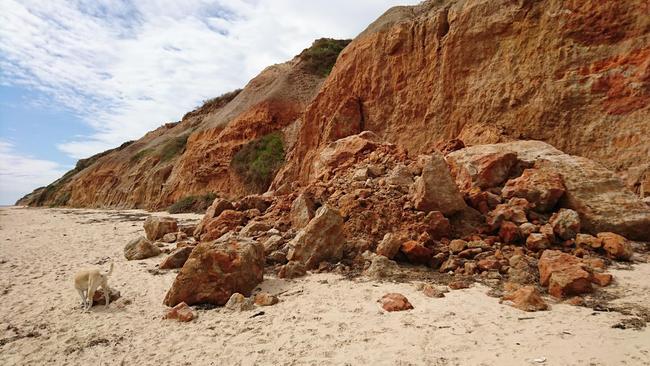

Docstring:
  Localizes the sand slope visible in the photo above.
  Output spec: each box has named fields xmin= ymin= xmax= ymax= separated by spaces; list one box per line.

xmin=0 ymin=207 xmax=648 ymax=365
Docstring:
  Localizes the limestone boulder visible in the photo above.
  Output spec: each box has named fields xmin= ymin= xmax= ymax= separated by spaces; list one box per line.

xmin=159 ymin=246 xmax=194 ymax=269
xmin=411 ymin=153 xmax=467 ymax=215
xmin=290 ymin=193 xmax=317 ymax=229
xmin=286 ymin=205 xmax=345 ymax=269
xmin=447 ymin=150 xmax=518 ymax=190
xmin=538 ymin=250 xmax=592 ymax=299
xmin=550 ymin=209 xmax=581 ymax=240
xmin=163 ymin=234 xmax=264 ymax=307
xmin=194 ymin=198 xmax=234 ymax=237
xmin=200 ymin=210 xmax=246 ymax=242
xmin=124 ymin=236 xmax=161 ymax=260
xmin=144 ymin=216 xmax=178 ymax=241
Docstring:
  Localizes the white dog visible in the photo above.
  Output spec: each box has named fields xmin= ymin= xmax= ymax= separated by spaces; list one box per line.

xmin=74 ymin=263 xmax=113 ymax=310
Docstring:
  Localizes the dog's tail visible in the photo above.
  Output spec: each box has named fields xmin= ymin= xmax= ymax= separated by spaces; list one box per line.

xmin=105 ymin=262 xmax=114 ymax=277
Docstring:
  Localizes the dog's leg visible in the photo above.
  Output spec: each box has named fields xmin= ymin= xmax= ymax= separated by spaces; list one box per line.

xmin=77 ymin=289 xmax=86 ymax=308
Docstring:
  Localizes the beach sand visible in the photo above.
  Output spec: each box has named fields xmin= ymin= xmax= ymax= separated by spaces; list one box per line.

xmin=0 ymin=206 xmax=648 ymax=365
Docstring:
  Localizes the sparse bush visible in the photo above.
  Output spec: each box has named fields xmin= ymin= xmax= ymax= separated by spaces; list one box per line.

xmin=160 ymin=135 xmax=189 ymax=162
xmin=299 ymin=38 xmax=351 ymax=77
xmin=231 ymin=132 xmax=285 ymax=192
xmin=168 ymin=192 xmax=217 ymax=214
xmin=130 ymin=148 xmax=154 ymax=163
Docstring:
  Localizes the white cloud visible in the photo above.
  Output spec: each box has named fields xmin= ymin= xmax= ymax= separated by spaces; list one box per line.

xmin=0 ymin=140 xmax=69 ymax=205
xmin=0 ymin=0 xmax=419 ymax=159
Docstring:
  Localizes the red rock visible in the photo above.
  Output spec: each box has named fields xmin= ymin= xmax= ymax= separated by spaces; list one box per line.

xmin=164 ymin=302 xmax=195 ymax=322
xmin=254 ymin=292 xmax=279 ymax=306
xmin=124 ymin=236 xmax=161 ymax=260
xmin=486 ymin=201 xmax=528 ymax=231
xmin=597 ymin=232 xmax=633 ymax=260
xmin=502 ymin=168 xmax=565 ymax=212
xmin=290 ymin=193 xmax=316 ymax=229
xmin=507 ymin=255 xmax=538 ymax=285
xmin=200 ymin=210 xmax=246 ymax=241
xmin=237 ymin=195 xmax=272 ymax=213
xmin=277 ymin=261 xmax=307 ymax=279
xmin=376 ymin=233 xmax=403 ymax=259
xmin=565 ymin=296 xmax=585 ymax=306
xmin=550 ymin=209 xmax=581 ymax=240
xmin=498 ymin=221 xmax=521 ymax=244
xmin=477 ymin=258 xmax=501 ymax=272
xmin=163 ymin=234 xmax=264 ymax=307
xmin=448 ymin=151 xmax=518 ymax=190
xmin=287 ymin=205 xmax=345 ymax=269
xmin=193 ymin=198 xmax=234 ymax=237
xmin=424 ymin=211 xmax=451 ymax=240
xmin=144 ymin=216 xmax=178 ymax=241
xmin=592 ymin=273 xmax=613 ymax=287
xmin=501 ymin=286 xmax=548 ymax=312
xmin=538 ymin=250 xmax=593 ymax=299
xmin=439 ymin=257 xmax=461 ymax=273
xmin=159 ymin=246 xmax=193 ymax=269
xmin=91 ymin=288 xmax=121 ymax=306
xmin=379 ymin=293 xmax=413 ymax=312
xmin=449 ymin=239 xmax=467 ymax=254
xmin=401 ymin=240 xmax=433 ymax=265
xmin=458 ymin=248 xmax=482 ymax=259
xmin=422 ymin=284 xmax=445 ymax=298
xmin=525 ymin=233 xmax=550 ymax=252
xmin=448 ymin=279 xmax=472 ymax=290
xmin=575 ymin=233 xmax=602 ymax=249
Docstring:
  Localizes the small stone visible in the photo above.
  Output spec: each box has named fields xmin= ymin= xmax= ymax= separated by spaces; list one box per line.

xmin=549 ymin=209 xmax=581 ymax=240
xmin=159 ymin=246 xmax=193 ymax=269
xmin=519 ymin=222 xmax=537 ymax=237
xmin=401 ymin=240 xmax=433 ymax=264
xmin=162 ymin=233 xmax=177 ymax=243
xmin=591 ymin=273 xmax=613 ymax=287
xmin=376 ymin=233 xmax=402 ymax=259
xmin=163 ymin=302 xmax=195 ymax=322
xmin=364 ymin=254 xmax=400 ymax=279
xmin=277 ymin=261 xmax=307 ymax=279
xmin=378 ymin=293 xmax=413 ymax=312
xmin=499 ymin=221 xmax=521 ymax=244
xmin=501 ymin=285 xmax=548 ymax=312
xmin=254 ymin=292 xmax=279 ymax=306
xmin=448 ymin=279 xmax=471 ymax=290
xmin=575 ymin=233 xmax=602 ymax=249
xmin=449 ymin=239 xmax=467 ymax=254
xmin=124 ymin=236 xmax=161 ymax=260
xmin=422 ymin=284 xmax=445 ymax=298
xmin=526 ymin=233 xmax=550 ymax=251
xmin=225 ymin=293 xmax=254 ymax=311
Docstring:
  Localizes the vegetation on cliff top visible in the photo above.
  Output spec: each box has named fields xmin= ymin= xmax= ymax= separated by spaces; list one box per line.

xmin=231 ymin=132 xmax=285 ymax=192
xmin=299 ymin=38 xmax=351 ymax=77
xmin=168 ymin=192 xmax=217 ymax=214
xmin=160 ymin=135 xmax=189 ymax=162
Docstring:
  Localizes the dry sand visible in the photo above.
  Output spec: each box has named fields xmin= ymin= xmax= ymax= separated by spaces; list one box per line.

xmin=0 ymin=206 xmax=648 ymax=366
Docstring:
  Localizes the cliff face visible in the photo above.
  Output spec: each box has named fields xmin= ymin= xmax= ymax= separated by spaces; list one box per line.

xmin=278 ymin=0 xmax=650 ymax=187
xmin=19 ymin=0 xmax=650 ymax=209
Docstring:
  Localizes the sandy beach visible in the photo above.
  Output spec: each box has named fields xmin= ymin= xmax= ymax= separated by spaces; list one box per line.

xmin=0 ymin=206 xmax=649 ymax=366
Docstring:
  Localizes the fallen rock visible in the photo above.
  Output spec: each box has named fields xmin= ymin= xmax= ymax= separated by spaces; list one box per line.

xmin=262 ymin=235 xmax=284 ymax=255
xmin=538 ymin=250 xmax=592 ymax=299
xmin=502 ymin=168 xmax=565 ymax=212
xmin=144 ymin=216 xmax=178 ymax=241
xmin=163 ymin=302 xmax=195 ymax=322
xmin=592 ymin=273 xmax=613 ymax=287
xmin=376 ymin=233 xmax=403 ymax=259
xmin=501 ymin=286 xmax=548 ymax=312
xmin=162 ymin=233 xmax=177 ymax=243
xmin=575 ymin=233 xmax=602 ymax=249
xmin=240 ymin=220 xmax=271 ymax=237
xmin=449 ymin=239 xmax=467 ymax=254
xmin=237 ymin=195 xmax=272 ymax=213
xmin=400 ymin=240 xmax=433 ymax=265
xmin=200 ymin=210 xmax=246 ymax=241
xmin=422 ymin=284 xmax=446 ymax=298
xmin=364 ymin=254 xmax=400 ymax=279
xmin=424 ymin=211 xmax=451 ymax=240
xmin=91 ymin=288 xmax=121 ymax=306
xmin=447 ymin=150 xmax=518 ymax=190
xmin=163 ymin=234 xmax=264 ymax=306
xmin=550 ymin=209 xmax=581 ymax=240
xmin=178 ymin=224 xmax=197 ymax=237
xmin=598 ymin=232 xmax=633 ymax=260
xmin=507 ymin=255 xmax=538 ymax=285
xmin=287 ymin=205 xmax=345 ymax=269
xmin=313 ymin=132 xmax=379 ymax=178
xmin=378 ymin=293 xmax=413 ymax=312
xmin=290 ymin=193 xmax=317 ymax=229
xmin=526 ymin=233 xmax=550 ymax=251
xmin=277 ymin=261 xmax=307 ymax=279
xmin=411 ymin=153 xmax=467 ymax=215
xmin=254 ymin=292 xmax=279 ymax=306
xmin=498 ymin=221 xmax=521 ymax=244
xmin=124 ymin=236 xmax=161 ymax=260
xmin=225 ymin=293 xmax=255 ymax=311
xmin=159 ymin=246 xmax=194 ymax=269
xmin=194 ymin=198 xmax=234 ymax=236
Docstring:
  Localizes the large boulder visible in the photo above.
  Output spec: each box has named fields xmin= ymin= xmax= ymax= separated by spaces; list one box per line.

xmin=200 ymin=210 xmax=246 ymax=241
xmin=411 ymin=153 xmax=467 ymax=215
xmin=502 ymin=168 xmax=565 ymax=212
xmin=163 ymin=234 xmax=264 ymax=307
xmin=290 ymin=193 xmax=317 ymax=229
xmin=447 ymin=150 xmax=518 ymax=190
xmin=144 ymin=216 xmax=178 ymax=241
xmin=313 ymin=131 xmax=380 ymax=178
xmin=124 ymin=236 xmax=161 ymax=260
xmin=286 ymin=205 xmax=345 ymax=269
xmin=449 ymin=141 xmax=650 ymax=240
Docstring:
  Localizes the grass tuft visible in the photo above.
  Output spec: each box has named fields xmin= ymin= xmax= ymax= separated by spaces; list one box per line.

xmin=299 ymin=38 xmax=351 ymax=77
xmin=168 ymin=192 xmax=217 ymax=214
xmin=231 ymin=132 xmax=285 ymax=192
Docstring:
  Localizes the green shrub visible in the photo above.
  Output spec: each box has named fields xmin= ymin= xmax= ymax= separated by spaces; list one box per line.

xmin=168 ymin=192 xmax=217 ymax=214
xmin=130 ymin=148 xmax=154 ymax=163
xmin=299 ymin=38 xmax=351 ymax=77
xmin=160 ymin=135 xmax=189 ymax=162
xmin=231 ymin=132 xmax=285 ymax=192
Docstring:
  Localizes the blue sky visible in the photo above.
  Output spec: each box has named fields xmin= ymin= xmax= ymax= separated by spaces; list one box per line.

xmin=0 ymin=0 xmax=419 ymax=205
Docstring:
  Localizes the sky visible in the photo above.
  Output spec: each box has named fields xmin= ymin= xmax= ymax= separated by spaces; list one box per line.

xmin=0 ymin=0 xmax=420 ymax=205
